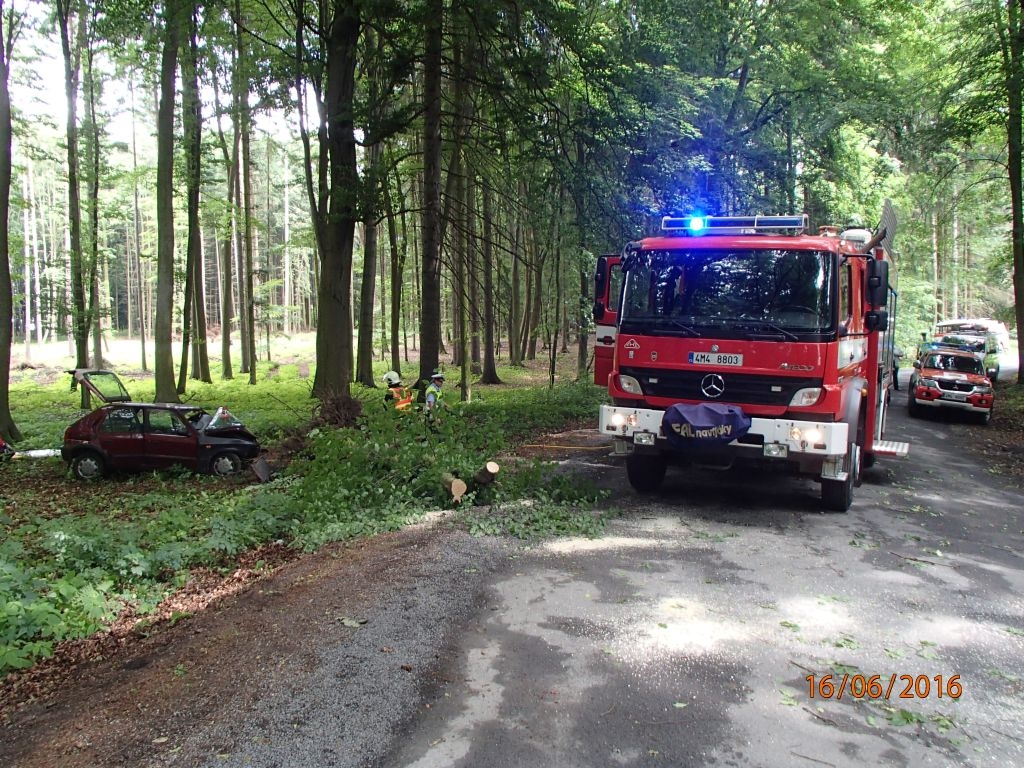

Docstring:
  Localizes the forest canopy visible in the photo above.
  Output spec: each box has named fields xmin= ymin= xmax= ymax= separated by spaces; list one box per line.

xmin=1 ymin=0 xmax=1023 ymax=442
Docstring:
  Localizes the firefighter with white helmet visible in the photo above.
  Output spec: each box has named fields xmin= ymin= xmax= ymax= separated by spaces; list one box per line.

xmin=382 ymin=370 xmax=413 ymax=410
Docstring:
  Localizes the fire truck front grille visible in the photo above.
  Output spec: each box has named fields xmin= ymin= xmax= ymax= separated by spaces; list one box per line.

xmin=936 ymin=380 xmax=974 ymax=393
xmin=620 ymin=366 xmax=823 ymax=407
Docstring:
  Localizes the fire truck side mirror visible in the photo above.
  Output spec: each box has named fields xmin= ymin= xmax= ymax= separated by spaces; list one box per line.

xmin=593 ymin=301 xmax=606 ymax=322
xmin=865 ymin=258 xmax=890 ymax=307
xmin=865 ymin=310 xmax=889 ymax=333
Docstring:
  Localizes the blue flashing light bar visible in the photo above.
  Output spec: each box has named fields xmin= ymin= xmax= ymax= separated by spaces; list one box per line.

xmin=661 ymin=214 xmax=809 ymax=236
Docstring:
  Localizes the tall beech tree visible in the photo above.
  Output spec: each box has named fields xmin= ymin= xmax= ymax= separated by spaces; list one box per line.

xmin=153 ymin=0 xmax=183 ymax=403
xmin=56 ymin=0 xmax=89 ymax=382
xmin=0 ymin=0 xmax=22 ymax=443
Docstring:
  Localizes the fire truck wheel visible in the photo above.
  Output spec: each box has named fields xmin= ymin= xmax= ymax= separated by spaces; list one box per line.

xmin=821 ymin=442 xmax=859 ymax=512
xmin=626 ymin=453 xmax=667 ymax=493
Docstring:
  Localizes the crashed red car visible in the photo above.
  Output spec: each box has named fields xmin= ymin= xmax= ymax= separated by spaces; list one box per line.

xmin=907 ymin=349 xmax=995 ymax=425
xmin=61 ymin=370 xmax=261 ymax=481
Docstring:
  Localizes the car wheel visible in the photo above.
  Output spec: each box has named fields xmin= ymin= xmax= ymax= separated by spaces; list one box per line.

xmin=821 ymin=441 xmax=859 ymax=512
xmin=71 ymin=451 xmax=105 ymax=481
xmin=210 ymin=451 xmax=242 ymax=477
xmin=626 ymin=453 xmax=667 ymax=493
xmin=977 ymin=409 xmax=992 ymax=426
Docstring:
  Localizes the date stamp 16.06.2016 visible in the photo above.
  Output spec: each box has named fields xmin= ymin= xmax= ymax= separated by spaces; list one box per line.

xmin=806 ymin=673 xmax=962 ymax=701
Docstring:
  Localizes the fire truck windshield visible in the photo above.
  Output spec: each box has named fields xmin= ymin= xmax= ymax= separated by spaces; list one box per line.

xmin=620 ymin=248 xmax=834 ymax=338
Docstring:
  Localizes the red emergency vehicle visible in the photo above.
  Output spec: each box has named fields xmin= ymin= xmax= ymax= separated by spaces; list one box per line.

xmin=594 ymin=212 xmax=909 ymax=511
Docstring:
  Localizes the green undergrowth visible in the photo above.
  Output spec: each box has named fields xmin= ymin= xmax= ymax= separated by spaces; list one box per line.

xmin=1 ymin=371 xmax=611 ymax=675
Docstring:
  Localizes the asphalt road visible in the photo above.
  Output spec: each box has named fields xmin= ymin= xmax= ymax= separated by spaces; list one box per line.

xmin=163 ymin=354 xmax=1022 ymax=768
xmin=377 ymin=363 xmax=1023 ymax=768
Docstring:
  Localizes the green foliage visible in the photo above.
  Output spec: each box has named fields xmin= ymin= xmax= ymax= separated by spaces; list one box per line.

xmin=283 ymin=381 xmax=610 ymax=550
xmin=0 ymin=375 xmax=611 ymax=675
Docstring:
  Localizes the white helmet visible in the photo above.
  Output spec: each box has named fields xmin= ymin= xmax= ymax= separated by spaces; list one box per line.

xmin=383 ymin=371 xmax=401 ymax=386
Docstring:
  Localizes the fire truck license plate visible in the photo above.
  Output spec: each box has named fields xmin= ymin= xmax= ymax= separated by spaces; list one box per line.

xmin=689 ymin=352 xmax=743 ymax=366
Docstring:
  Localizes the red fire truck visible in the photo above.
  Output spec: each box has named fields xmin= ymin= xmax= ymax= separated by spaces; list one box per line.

xmin=593 ymin=212 xmax=909 ymax=511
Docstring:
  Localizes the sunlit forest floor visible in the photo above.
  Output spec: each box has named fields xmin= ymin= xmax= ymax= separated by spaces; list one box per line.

xmin=8 ymin=331 xmax=587 ymax=389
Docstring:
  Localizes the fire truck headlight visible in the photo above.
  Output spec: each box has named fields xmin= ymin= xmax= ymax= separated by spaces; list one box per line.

xmin=617 ymin=375 xmax=644 ymax=395
xmin=609 ymin=412 xmax=639 ymax=429
xmin=788 ymin=425 xmax=822 ymax=444
xmin=789 ymin=388 xmax=822 ymax=407
xmin=919 ymin=377 xmax=940 ymax=390
xmin=975 ymin=384 xmax=994 ymax=394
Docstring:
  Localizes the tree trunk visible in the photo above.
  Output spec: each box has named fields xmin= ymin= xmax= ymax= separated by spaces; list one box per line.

xmin=355 ymin=144 xmax=381 ymax=386
xmin=418 ymin=0 xmax=444 ymax=387
xmin=386 ymin=166 xmax=406 ymax=376
xmin=84 ymin=26 xmax=103 ymax=371
xmin=466 ymin=172 xmax=481 ymax=374
xmin=180 ymin=8 xmax=210 ymax=386
xmin=1006 ymin=0 xmax=1024 ymax=387
xmin=212 ymin=74 xmax=238 ymax=379
xmin=0 ymin=1 xmax=23 ymax=442
xmin=479 ymin=177 xmax=502 ymax=384
xmin=238 ymin=10 xmax=257 ymax=385
xmin=129 ymin=81 xmax=148 ymax=371
xmin=154 ymin=0 xmax=182 ymax=404
xmin=355 ymin=25 xmax=383 ymax=387
xmin=509 ymin=211 xmax=522 ymax=366
xmin=441 ymin=472 xmax=468 ymax=504
xmin=931 ymin=206 xmax=940 ymax=325
xmin=455 ymin=151 xmax=470 ymax=401
xmin=576 ymin=265 xmax=589 ymax=381
xmin=311 ymin=5 xmax=361 ymax=400
xmin=473 ymin=461 xmax=499 ymax=486
xmin=57 ymin=0 xmax=89 ymax=380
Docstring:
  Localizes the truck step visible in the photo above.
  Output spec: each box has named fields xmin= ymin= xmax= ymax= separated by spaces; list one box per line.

xmin=873 ymin=440 xmax=910 ymax=458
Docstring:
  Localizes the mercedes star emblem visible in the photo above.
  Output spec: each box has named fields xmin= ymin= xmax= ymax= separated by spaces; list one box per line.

xmin=701 ymin=373 xmax=726 ymax=399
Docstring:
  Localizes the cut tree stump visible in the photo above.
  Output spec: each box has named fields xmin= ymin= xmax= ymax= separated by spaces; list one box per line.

xmin=473 ymin=461 xmax=500 ymax=486
xmin=442 ymin=472 xmax=469 ymax=503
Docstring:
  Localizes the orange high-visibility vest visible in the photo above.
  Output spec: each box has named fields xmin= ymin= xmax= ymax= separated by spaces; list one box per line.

xmin=387 ymin=386 xmax=414 ymax=410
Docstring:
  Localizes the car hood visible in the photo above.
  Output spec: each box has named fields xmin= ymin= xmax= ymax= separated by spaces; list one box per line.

xmin=195 ymin=407 xmax=253 ymax=434
xmin=919 ymin=367 xmax=990 ymax=386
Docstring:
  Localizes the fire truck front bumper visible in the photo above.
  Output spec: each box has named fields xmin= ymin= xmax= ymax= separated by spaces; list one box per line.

xmin=599 ymin=404 xmax=850 ymax=467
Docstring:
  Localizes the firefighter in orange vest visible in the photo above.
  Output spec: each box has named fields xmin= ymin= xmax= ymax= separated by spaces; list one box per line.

xmin=382 ymin=371 xmax=413 ymax=410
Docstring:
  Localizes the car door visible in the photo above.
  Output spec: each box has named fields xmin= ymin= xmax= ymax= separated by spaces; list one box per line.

xmin=96 ymin=406 xmax=146 ymax=470
xmin=593 ymin=255 xmax=621 ymax=387
xmin=142 ymin=408 xmax=199 ymax=469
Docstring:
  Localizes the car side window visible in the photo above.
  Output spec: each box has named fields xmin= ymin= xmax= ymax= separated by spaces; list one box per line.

xmin=101 ymin=408 xmax=142 ymax=434
xmin=147 ymin=410 xmax=189 ymax=435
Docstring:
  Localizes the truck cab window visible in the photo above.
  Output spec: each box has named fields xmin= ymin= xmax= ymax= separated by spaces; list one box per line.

xmin=839 ymin=261 xmax=852 ymax=329
xmin=621 ymin=248 xmax=833 ymax=333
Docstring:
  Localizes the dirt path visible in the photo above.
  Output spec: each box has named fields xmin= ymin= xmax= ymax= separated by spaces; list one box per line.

xmin=1 ymin=527 xmax=476 ymax=768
